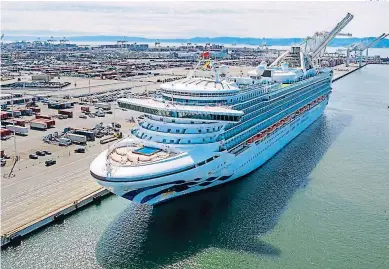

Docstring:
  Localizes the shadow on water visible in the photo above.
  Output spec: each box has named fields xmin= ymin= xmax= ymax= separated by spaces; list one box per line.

xmin=96 ymin=112 xmax=352 ymax=269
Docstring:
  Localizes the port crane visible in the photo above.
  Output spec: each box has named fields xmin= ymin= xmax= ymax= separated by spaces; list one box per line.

xmin=270 ymin=13 xmax=354 ymax=70
xmin=47 ymin=36 xmax=56 ymax=46
xmin=117 ymin=37 xmax=128 ymax=48
xmin=60 ymin=37 xmax=68 ymax=46
xmin=353 ymin=33 xmax=388 ymax=67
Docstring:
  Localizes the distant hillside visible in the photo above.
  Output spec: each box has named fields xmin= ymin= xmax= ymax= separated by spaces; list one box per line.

xmin=4 ymin=35 xmax=389 ymax=48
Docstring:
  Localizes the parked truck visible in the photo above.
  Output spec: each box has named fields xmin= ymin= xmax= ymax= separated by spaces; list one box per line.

xmin=59 ymin=137 xmax=72 ymax=146
xmin=6 ymin=125 xmax=28 ymax=136
xmin=30 ymin=121 xmax=47 ymax=130
xmin=58 ymin=110 xmax=73 ymax=118
xmin=67 ymin=133 xmax=87 ymax=144
xmin=95 ymin=103 xmax=111 ymax=110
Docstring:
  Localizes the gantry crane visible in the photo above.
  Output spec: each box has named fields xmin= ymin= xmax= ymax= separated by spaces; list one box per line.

xmin=47 ymin=36 xmax=56 ymax=46
xmin=60 ymin=37 xmax=69 ymax=46
xmin=354 ymin=33 xmax=388 ymax=67
xmin=270 ymin=13 xmax=354 ymax=70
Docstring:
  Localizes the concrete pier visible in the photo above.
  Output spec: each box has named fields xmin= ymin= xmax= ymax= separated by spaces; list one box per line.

xmin=332 ymin=63 xmax=366 ymax=82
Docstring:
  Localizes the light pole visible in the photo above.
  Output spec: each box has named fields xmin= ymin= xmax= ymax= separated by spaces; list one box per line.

xmin=11 ymin=99 xmax=17 ymax=162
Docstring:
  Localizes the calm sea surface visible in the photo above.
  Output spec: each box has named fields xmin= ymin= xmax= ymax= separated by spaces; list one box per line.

xmin=2 ymin=64 xmax=389 ymax=269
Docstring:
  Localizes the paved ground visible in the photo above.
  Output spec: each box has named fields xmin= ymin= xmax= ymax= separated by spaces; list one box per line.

xmin=0 ymin=102 xmax=138 ymax=236
xmin=332 ymin=63 xmax=360 ymax=80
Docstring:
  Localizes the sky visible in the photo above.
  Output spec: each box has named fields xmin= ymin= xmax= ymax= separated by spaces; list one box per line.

xmin=1 ymin=1 xmax=388 ymax=39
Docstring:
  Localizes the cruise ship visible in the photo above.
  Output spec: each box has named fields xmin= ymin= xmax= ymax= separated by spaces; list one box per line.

xmin=90 ymin=14 xmax=353 ymax=205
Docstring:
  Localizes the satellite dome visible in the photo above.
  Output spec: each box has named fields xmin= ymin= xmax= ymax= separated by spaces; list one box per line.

xmin=219 ymin=65 xmax=229 ymax=75
xmin=255 ymin=65 xmax=265 ymax=76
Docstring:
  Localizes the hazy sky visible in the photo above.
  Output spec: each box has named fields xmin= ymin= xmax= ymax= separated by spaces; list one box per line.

xmin=1 ymin=1 xmax=388 ymax=38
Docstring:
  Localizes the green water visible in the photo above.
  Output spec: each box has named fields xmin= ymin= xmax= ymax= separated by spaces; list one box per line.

xmin=2 ymin=65 xmax=389 ymax=269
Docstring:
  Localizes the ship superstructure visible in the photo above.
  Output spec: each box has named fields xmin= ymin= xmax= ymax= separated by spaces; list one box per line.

xmin=90 ymin=13 xmax=353 ymax=205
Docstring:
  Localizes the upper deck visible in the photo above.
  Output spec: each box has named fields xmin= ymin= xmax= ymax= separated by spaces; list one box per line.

xmin=118 ymin=97 xmax=243 ymax=122
xmin=161 ymin=77 xmax=240 ymax=97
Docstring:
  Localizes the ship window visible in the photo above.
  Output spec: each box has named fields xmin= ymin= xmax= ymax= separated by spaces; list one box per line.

xmin=198 ymin=129 xmax=202 ymax=133
xmin=167 ymin=128 xmax=171 ymax=132
xmin=176 ymin=129 xmax=180 ymax=133
xmin=170 ymin=140 xmax=174 ymax=143
xmin=163 ymin=139 xmax=166 ymax=143
xmin=188 ymin=140 xmax=191 ymax=144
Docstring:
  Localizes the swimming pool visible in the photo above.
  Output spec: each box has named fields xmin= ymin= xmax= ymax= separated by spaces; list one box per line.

xmin=134 ymin=147 xmax=161 ymax=156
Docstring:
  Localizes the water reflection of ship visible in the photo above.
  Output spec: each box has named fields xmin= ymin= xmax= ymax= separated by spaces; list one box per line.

xmin=96 ymin=112 xmax=351 ymax=269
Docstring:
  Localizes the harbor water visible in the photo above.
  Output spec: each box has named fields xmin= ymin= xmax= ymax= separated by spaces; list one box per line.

xmin=1 ymin=64 xmax=389 ymax=269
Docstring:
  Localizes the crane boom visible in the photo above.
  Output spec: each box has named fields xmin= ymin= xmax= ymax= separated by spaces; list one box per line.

xmin=358 ymin=33 xmax=388 ymax=51
xmin=309 ymin=13 xmax=354 ymax=59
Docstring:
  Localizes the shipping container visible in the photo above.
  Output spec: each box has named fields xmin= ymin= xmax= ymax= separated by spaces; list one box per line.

xmin=21 ymin=109 xmax=33 ymax=116
xmin=36 ymin=114 xmax=51 ymax=120
xmin=6 ymin=125 xmax=28 ymax=135
xmin=0 ymin=111 xmax=9 ymax=120
xmin=42 ymin=119 xmax=55 ymax=127
xmin=30 ymin=120 xmax=47 ymax=130
xmin=7 ymin=110 xmax=21 ymax=117
xmin=81 ymin=106 xmax=90 ymax=112
xmin=1 ymin=119 xmax=16 ymax=126
xmin=74 ymin=130 xmax=95 ymax=141
xmin=31 ymin=107 xmax=41 ymax=113
xmin=15 ymin=119 xmax=26 ymax=127
xmin=67 ymin=133 xmax=87 ymax=144
xmin=95 ymin=103 xmax=111 ymax=110
xmin=58 ymin=110 xmax=73 ymax=118
xmin=0 ymin=128 xmax=12 ymax=137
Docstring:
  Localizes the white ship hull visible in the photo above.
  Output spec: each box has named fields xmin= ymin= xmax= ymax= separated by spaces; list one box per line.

xmin=95 ymin=97 xmax=328 ymax=205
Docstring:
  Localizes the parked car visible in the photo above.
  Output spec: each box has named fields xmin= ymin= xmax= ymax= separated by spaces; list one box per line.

xmin=45 ymin=159 xmax=56 ymax=166
xmin=106 ymin=110 xmax=113 ymax=114
xmin=1 ymin=159 xmax=6 ymax=167
xmin=36 ymin=151 xmax=45 ymax=156
xmin=74 ymin=147 xmax=85 ymax=153
xmin=29 ymin=154 xmax=38 ymax=159
xmin=112 ymin=123 xmax=121 ymax=128
xmin=43 ymin=150 xmax=52 ymax=155
xmin=79 ymin=114 xmax=87 ymax=119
